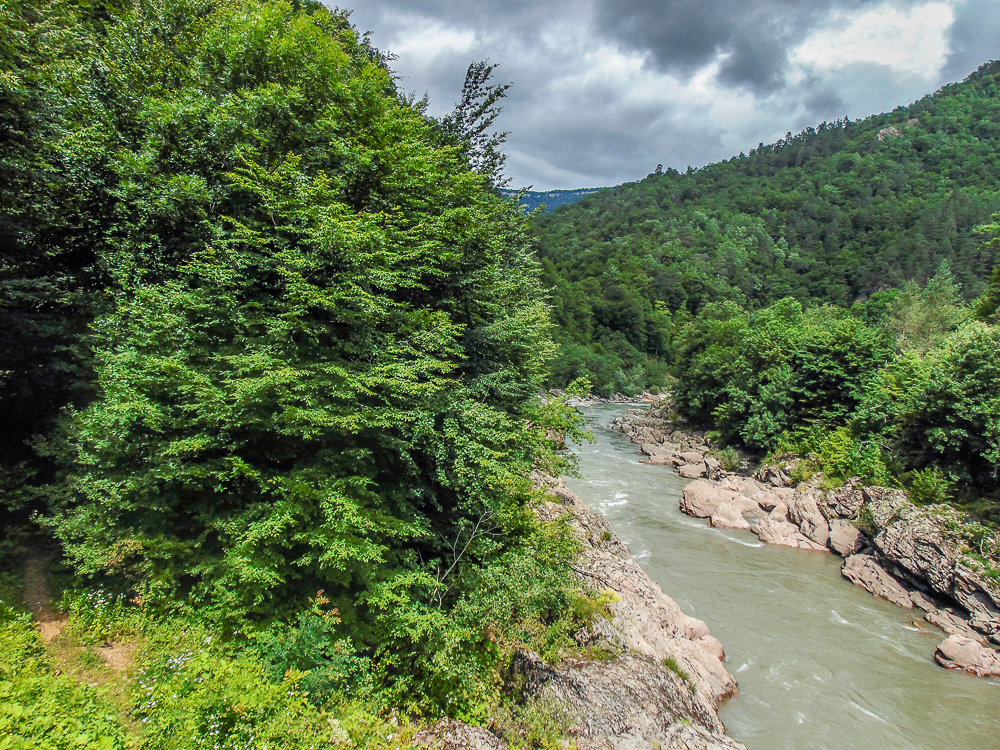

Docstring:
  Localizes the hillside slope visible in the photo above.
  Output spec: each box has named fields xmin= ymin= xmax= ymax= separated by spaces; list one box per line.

xmin=535 ymin=61 xmax=1000 ymax=393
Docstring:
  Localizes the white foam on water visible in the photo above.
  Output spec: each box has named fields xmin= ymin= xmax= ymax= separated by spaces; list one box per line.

xmin=849 ymin=700 xmax=889 ymax=725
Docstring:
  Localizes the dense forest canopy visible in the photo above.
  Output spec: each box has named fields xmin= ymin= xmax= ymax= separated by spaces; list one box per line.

xmin=0 ymin=0 xmax=589 ymax=736
xmin=534 ymin=61 xmax=1000 ymax=395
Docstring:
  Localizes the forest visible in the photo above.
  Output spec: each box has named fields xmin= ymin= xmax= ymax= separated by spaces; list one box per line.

xmin=0 ymin=0 xmax=590 ymax=746
xmin=535 ymin=60 xmax=1000 ymax=395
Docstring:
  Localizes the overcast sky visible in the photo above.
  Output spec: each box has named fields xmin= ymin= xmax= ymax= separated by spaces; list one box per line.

xmin=344 ymin=1 xmax=999 ymax=190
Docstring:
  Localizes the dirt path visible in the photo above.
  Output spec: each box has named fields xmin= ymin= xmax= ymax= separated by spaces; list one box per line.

xmin=23 ymin=554 xmax=68 ymax=642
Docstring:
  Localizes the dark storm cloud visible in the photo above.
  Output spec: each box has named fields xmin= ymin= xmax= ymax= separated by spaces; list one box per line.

xmin=595 ymin=0 xmax=878 ymax=92
xmin=944 ymin=0 xmax=1000 ymax=79
xmin=343 ymin=1 xmax=990 ymax=189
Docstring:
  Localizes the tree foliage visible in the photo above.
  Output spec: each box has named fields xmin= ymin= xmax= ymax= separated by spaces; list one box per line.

xmin=0 ymin=0 xmax=581 ymax=717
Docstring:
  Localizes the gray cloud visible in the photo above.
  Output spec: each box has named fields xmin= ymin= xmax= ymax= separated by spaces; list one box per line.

xmin=344 ymin=1 xmax=993 ymax=189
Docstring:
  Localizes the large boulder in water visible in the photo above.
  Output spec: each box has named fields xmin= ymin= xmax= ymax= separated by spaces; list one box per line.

xmin=681 ymin=480 xmax=738 ymax=519
xmin=934 ymin=635 xmax=1000 ymax=677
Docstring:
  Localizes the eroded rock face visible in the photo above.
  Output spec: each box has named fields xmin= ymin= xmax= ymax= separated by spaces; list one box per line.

xmin=841 ymin=555 xmax=913 ymax=609
xmin=786 ymin=492 xmax=830 ymax=547
xmin=413 ymin=720 xmax=508 ymax=750
xmin=542 ymin=481 xmax=738 ymax=706
xmin=513 ymin=652 xmax=744 ymax=750
xmin=829 ymin=520 xmax=864 ymax=557
xmin=934 ymin=635 xmax=1000 ymax=677
xmin=926 ymin=609 xmax=988 ymax=643
xmin=822 ymin=483 xmax=865 ymax=519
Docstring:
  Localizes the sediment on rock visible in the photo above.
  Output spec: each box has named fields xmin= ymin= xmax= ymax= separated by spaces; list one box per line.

xmin=610 ymin=401 xmax=1000 ymax=679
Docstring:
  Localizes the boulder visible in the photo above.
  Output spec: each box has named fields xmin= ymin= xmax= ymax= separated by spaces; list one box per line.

xmin=680 ymin=450 xmax=706 ymax=464
xmin=841 ymin=554 xmax=913 ymax=609
xmin=681 ymin=480 xmax=738 ymax=520
xmin=679 ymin=463 xmax=708 ymax=479
xmin=934 ymin=635 xmax=1000 ymax=677
xmin=754 ymin=517 xmax=827 ymax=551
xmin=708 ymin=496 xmax=761 ymax=532
xmin=414 ymin=720 xmax=508 ymax=749
xmin=828 ymin=520 xmax=864 ymax=557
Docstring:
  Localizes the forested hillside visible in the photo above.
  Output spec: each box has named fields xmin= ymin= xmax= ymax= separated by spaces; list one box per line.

xmin=536 ymin=61 xmax=1000 ymax=394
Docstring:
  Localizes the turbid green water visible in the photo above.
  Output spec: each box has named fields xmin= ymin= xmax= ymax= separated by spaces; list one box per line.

xmin=565 ymin=405 xmax=1000 ymax=750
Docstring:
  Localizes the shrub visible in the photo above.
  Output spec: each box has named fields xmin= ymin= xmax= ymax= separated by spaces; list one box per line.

xmin=908 ymin=466 xmax=953 ymax=505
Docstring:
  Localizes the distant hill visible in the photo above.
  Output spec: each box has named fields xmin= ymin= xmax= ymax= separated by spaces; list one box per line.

xmin=501 ymin=187 xmax=605 ymax=213
xmin=533 ymin=60 xmax=1000 ymax=393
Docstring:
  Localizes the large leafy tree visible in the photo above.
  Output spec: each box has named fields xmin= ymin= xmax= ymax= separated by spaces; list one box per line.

xmin=41 ymin=0 xmax=564 ymax=649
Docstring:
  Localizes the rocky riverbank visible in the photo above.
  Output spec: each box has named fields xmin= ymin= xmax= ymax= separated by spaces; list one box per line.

xmin=550 ymin=390 xmax=663 ymax=408
xmin=416 ymin=474 xmax=746 ymax=750
xmin=611 ymin=403 xmax=1000 ymax=680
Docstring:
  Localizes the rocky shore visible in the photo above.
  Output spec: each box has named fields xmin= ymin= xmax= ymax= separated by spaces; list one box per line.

xmin=551 ymin=390 xmax=663 ymax=408
xmin=416 ymin=475 xmax=746 ymax=750
xmin=611 ymin=404 xmax=1000 ymax=680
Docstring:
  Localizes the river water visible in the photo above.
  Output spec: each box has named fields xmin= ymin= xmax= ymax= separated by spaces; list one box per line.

xmin=565 ymin=405 xmax=1000 ymax=750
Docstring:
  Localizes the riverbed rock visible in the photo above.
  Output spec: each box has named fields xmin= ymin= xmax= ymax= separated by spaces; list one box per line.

xmin=934 ymin=635 xmax=1000 ymax=677
xmin=754 ymin=516 xmax=827 ymax=550
xmin=679 ymin=463 xmax=708 ymax=479
xmin=926 ymin=609 xmax=988 ymax=643
xmin=829 ymin=519 xmax=864 ymax=556
xmin=414 ymin=720 xmax=508 ymax=749
xmin=681 ymin=480 xmax=738 ymax=520
xmin=680 ymin=450 xmax=707 ymax=464
xmin=842 ymin=554 xmax=913 ymax=608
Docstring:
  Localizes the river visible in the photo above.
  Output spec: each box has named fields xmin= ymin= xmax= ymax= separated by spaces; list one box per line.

xmin=565 ymin=405 xmax=1000 ymax=750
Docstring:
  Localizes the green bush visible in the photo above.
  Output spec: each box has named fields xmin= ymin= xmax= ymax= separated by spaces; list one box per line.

xmin=908 ymin=466 xmax=953 ymax=505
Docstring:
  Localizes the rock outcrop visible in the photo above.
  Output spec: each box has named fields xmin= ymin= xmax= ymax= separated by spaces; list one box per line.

xmin=842 ymin=554 xmax=913 ymax=608
xmin=414 ymin=720 xmax=508 ymax=749
xmin=611 ymin=402 xmax=1000 ymax=678
xmin=526 ymin=476 xmax=744 ymax=749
